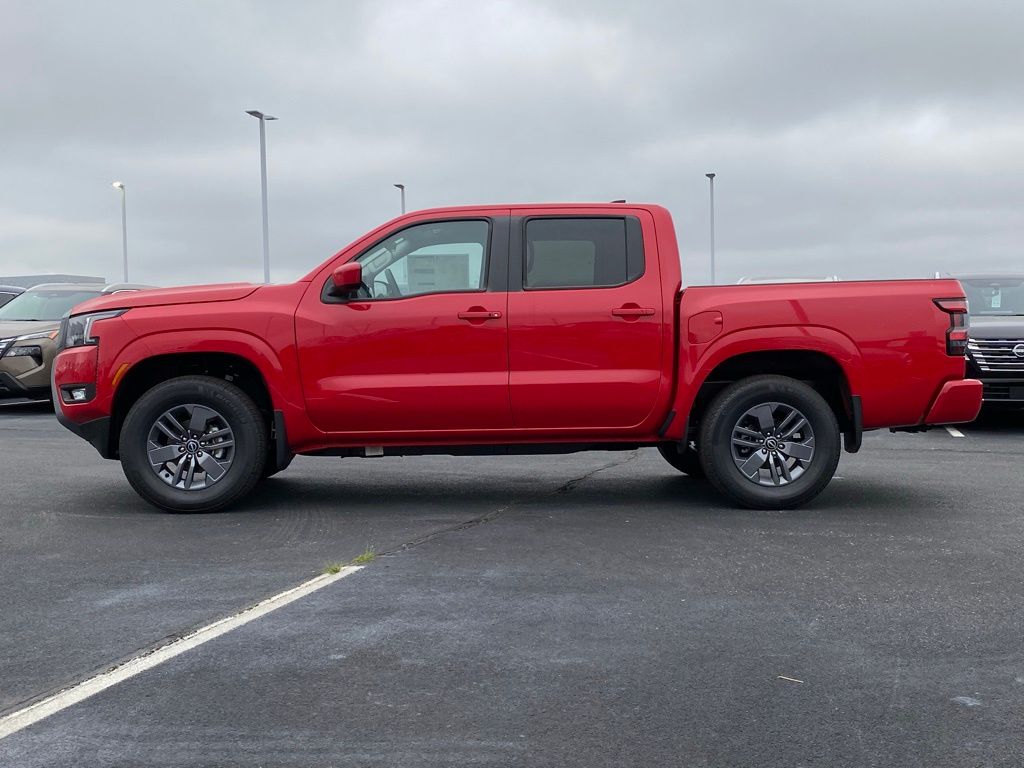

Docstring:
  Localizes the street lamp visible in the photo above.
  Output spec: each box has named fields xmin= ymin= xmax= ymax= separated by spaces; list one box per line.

xmin=705 ymin=172 xmax=716 ymax=285
xmin=111 ymin=181 xmax=128 ymax=282
xmin=394 ymin=183 xmax=406 ymax=214
xmin=246 ymin=110 xmax=277 ymax=284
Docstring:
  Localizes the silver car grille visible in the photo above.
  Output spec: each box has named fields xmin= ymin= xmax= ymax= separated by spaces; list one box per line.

xmin=0 ymin=337 xmax=12 ymax=358
xmin=967 ymin=338 xmax=1024 ymax=372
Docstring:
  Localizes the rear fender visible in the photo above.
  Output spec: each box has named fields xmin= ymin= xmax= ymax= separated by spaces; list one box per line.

xmin=665 ymin=325 xmax=863 ymax=441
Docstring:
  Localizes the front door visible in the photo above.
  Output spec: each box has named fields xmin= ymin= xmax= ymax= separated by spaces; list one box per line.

xmin=506 ymin=211 xmax=665 ymax=431
xmin=296 ymin=216 xmax=512 ymax=436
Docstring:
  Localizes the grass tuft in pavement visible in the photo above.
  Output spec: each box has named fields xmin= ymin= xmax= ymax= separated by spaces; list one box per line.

xmin=322 ymin=546 xmax=377 ymax=574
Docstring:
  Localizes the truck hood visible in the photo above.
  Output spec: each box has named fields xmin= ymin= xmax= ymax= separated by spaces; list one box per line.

xmin=70 ymin=283 xmax=260 ymax=315
xmin=0 ymin=319 xmax=60 ymax=339
xmin=969 ymin=315 xmax=1024 ymax=340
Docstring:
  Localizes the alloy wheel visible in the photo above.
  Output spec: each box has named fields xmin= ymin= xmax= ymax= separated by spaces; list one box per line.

xmin=146 ymin=404 xmax=236 ymax=491
xmin=729 ymin=401 xmax=815 ymax=487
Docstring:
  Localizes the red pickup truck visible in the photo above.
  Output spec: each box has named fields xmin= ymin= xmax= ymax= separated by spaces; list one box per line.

xmin=52 ymin=203 xmax=981 ymax=513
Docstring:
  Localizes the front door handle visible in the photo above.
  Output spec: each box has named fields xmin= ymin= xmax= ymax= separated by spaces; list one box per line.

xmin=611 ymin=305 xmax=655 ymax=318
xmin=458 ymin=309 xmax=503 ymax=321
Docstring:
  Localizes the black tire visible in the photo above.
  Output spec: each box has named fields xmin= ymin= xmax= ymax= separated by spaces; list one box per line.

xmin=698 ymin=375 xmax=841 ymax=510
xmin=119 ymin=375 xmax=267 ymax=513
xmin=657 ymin=442 xmax=705 ymax=478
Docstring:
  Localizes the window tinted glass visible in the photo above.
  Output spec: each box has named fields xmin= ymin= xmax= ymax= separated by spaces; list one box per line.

xmin=0 ymin=289 xmax=101 ymax=321
xmin=525 ymin=217 xmax=638 ymax=289
xmin=357 ymin=220 xmax=489 ymax=299
xmin=962 ymin=279 xmax=1024 ymax=316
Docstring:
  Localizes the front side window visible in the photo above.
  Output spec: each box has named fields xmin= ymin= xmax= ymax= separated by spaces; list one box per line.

xmin=525 ymin=217 xmax=641 ymax=289
xmin=355 ymin=220 xmax=489 ymax=299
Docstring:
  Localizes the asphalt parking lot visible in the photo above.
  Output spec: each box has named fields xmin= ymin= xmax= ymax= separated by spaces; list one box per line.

xmin=1 ymin=401 xmax=1023 ymax=767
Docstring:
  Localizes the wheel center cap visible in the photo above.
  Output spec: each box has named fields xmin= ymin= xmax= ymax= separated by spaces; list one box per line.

xmin=765 ymin=437 xmax=780 ymax=450
xmin=185 ymin=439 xmax=200 ymax=454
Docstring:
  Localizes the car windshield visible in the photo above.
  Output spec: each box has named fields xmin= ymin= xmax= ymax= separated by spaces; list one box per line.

xmin=962 ymin=279 xmax=1024 ymax=316
xmin=0 ymin=288 xmax=102 ymax=322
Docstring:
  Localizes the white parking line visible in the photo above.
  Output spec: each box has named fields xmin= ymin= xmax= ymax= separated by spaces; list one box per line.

xmin=945 ymin=426 xmax=967 ymax=438
xmin=0 ymin=565 xmax=363 ymax=740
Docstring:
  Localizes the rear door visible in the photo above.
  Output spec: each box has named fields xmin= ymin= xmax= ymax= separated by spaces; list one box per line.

xmin=506 ymin=209 xmax=664 ymax=431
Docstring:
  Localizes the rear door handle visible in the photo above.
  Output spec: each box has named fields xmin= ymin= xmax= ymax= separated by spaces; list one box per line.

xmin=458 ymin=310 xmax=503 ymax=320
xmin=611 ymin=306 xmax=655 ymax=318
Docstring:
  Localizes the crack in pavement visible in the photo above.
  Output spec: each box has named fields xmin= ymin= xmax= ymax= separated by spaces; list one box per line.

xmin=380 ymin=450 xmax=640 ymax=558
xmin=0 ymin=451 xmax=640 ymax=722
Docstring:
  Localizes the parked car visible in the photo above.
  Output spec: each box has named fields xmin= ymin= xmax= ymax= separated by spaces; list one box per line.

xmin=52 ymin=203 xmax=980 ymax=513
xmin=957 ymin=274 xmax=1024 ymax=406
xmin=0 ymin=283 xmax=154 ymax=401
xmin=0 ymin=285 xmax=25 ymax=308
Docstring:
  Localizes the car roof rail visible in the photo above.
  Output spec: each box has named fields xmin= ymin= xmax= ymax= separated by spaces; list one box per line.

xmin=101 ymin=283 xmax=158 ymax=293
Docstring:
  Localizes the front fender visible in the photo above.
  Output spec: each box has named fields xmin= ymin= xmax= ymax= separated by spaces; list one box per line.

xmin=110 ymin=329 xmax=322 ymax=450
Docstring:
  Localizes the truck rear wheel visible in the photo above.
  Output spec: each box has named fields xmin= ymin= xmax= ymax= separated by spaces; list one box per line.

xmin=119 ymin=375 xmax=267 ymax=513
xmin=657 ymin=442 xmax=705 ymax=478
xmin=698 ymin=375 xmax=841 ymax=509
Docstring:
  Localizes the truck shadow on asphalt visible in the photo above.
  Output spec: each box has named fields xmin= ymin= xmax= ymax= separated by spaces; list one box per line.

xmin=58 ymin=467 xmax=944 ymax=522
xmin=239 ymin=471 xmax=942 ymax=519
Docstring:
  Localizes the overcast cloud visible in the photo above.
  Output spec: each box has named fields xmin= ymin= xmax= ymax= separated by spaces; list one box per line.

xmin=1 ymin=0 xmax=1021 ymax=286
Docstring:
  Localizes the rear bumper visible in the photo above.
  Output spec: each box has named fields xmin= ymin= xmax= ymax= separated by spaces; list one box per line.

xmin=924 ymin=379 xmax=983 ymax=425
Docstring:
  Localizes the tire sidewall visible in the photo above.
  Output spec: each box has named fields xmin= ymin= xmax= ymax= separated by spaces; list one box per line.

xmin=120 ymin=377 xmax=266 ymax=513
xmin=700 ymin=377 xmax=840 ymax=509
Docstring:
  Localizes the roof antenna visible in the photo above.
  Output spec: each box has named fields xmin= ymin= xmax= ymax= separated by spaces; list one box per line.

xmin=610 ymin=199 xmax=626 ymax=203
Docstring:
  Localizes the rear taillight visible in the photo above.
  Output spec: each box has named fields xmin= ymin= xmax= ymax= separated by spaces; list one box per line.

xmin=934 ymin=298 xmax=970 ymax=356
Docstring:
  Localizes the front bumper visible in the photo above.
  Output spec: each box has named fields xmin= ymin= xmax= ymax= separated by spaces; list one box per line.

xmin=978 ymin=379 xmax=1024 ymax=404
xmin=0 ymin=371 xmax=50 ymax=400
xmin=51 ymin=346 xmax=115 ymax=458
xmin=924 ymin=379 xmax=984 ymax=425
xmin=54 ymin=409 xmax=113 ymax=458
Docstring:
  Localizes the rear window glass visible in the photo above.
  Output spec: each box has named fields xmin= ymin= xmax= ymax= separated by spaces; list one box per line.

xmin=525 ymin=217 xmax=641 ymax=289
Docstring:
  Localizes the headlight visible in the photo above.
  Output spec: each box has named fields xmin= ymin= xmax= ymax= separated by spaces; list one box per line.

xmin=62 ymin=310 xmax=127 ymax=349
xmin=0 ymin=330 xmax=56 ymax=363
xmin=5 ymin=345 xmax=43 ymax=362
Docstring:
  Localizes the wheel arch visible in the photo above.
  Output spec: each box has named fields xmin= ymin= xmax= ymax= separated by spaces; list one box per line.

xmin=109 ymin=351 xmax=275 ymax=460
xmin=674 ymin=332 xmax=861 ymax=450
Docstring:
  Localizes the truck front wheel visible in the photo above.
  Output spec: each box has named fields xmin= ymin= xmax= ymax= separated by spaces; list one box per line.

xmin=698 ymin=375 xmax=841 ymax=509
xmin=119 ymin=376 xmax=267 ymax=513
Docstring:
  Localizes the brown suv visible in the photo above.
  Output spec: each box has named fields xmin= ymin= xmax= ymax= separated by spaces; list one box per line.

xmin=0 ymin=283 xmax=153 ymax=401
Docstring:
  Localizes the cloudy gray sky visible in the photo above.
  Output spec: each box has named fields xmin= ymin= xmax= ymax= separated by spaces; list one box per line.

xmin=1 ymin=0 xmax=1021 ymax=286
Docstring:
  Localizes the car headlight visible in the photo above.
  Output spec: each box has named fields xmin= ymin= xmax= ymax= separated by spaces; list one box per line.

xmin=62 ymin=310 xmax=127 ymax=349
xmin=0 ymin=330 xmax=57 ymax=363
xmin=5 ymin=344 xmax=43 ymax=363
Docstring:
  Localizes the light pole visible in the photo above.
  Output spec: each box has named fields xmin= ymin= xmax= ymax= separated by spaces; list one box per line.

xmin=246 ymin=110 xmax=277 ymax=284
xmin=394 ymin=183 xmax=406 ymax=214
xmin=706 ymin=172 xmax=716 ymax=285
xmin=111 ymin=181 xmax=128 ymax=282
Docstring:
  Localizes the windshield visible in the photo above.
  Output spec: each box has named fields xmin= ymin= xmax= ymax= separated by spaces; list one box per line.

xmin=962 ymin=279 xmax=1024 ymax=316
xmin=0 ymin=288 xmax=102 ymax=322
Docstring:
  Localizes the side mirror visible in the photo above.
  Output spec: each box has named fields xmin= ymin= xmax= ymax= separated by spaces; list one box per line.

xmin=330 ymin=262 xmax=363 ymax=298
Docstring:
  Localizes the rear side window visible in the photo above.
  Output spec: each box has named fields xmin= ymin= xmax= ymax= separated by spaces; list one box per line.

xmin=524 ymin=217 xmax=643 ymax=289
